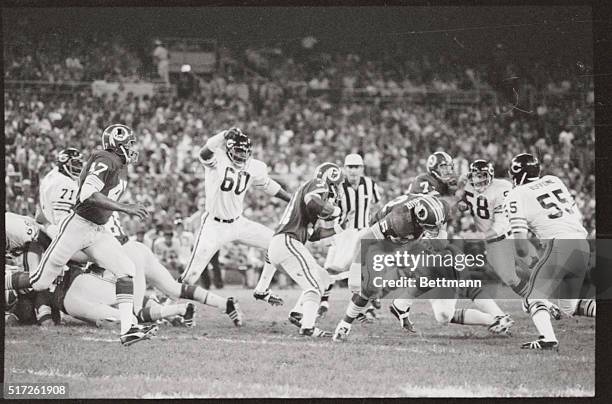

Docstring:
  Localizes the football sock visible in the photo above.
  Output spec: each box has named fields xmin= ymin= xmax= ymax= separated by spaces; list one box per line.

xmin=392 ymin=298 xmax=413 ymax=312
xmin=473 ymin=299 xmax=504 ymax=317
xmin=300 ymin=291 xmax=320 ymax=330
xmin=140 ymin=301 xmax=186 ymax=322
xmin=450 ymin=308 xmax=494 ymax=326
xmin=206 ymin=292 xmax=228 ymax=310
xmin=292 ymin=291 xmax=306 ymax=315
xmin=526 ymin=300 xmax=557 ymax=341
xmin=179 ymin=283 xmax=212 ymax=306
xmin=575 ymin=299 xmax=596 ymax=317
xmin=254 ymin=256 xmax=277 ymax=293
xmin=116 ymin=276 xmax=135 ymax=334
xmin=343 ymin=294 xmax=369 ymax=324
xmin=510 ymin=278 xmax=529 ymax=297
xmin=321 ymin=283 xmax=333 ymax=303
xmin=6 ymin=272 xmax=32 ymax=290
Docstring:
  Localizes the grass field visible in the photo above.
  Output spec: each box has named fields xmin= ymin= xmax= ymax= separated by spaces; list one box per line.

xmin=4 ymin=286 xmax=595 ymax=398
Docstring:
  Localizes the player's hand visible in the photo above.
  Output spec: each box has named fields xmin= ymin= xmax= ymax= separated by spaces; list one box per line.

xmin=456 ymin=200 xmax=469 ymax=212
xmin=123 ymin=203 xmax=149 ymax=219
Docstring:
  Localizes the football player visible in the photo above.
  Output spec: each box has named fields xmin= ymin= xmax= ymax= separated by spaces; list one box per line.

xmin=6 ymin=124 xmax=157 ymax=346
xmin=407 ymin=151 xmax=458 ymax=197
xmin=177 ymin=128 xmax=290 ymax=307
xmin=505 ymin=153 xmax=594 ymax=350
xmin=459 ymin=160 xmax=530 ymax=293
xmin=267 ymin=162 xmax=347 ymax=336
xmin=36 ymin=148 xmax=83 ymax=228
xmin=34 ymin=155 xmax=244 ymax=327
xmin=332 ymin=193 xmax=513 ymax=341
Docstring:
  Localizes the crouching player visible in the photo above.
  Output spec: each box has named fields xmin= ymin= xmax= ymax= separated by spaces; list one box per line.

xmin=267 ymin=163 xmax=346 ymax=336
xmin=332 ymin=193 xmax=514 ymax=341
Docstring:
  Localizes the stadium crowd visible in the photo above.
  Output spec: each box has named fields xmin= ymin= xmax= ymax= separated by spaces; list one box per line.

xmin=4 ymin=34 xmax=595 ymax=284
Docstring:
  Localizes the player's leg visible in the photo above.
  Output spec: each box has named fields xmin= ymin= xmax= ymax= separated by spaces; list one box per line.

xmin=179 ymin=213 xmax=225 ymax=285
xmin=268 ymin=234 xmax=331 ymax=336
xmin=237 ymin=218 xmax=284 ymax=306
xmin=520 ymin=240 xmax=569 ymax=350
xmin=333 ymin=229 xmax=378 ymax=341
xmin=84 ymin=232 xmax=157 ymax=344
xmin=63 ymin=273 xmax=123 ymax=325
xmin=487 ymin=239 xmax=529 ymax=296
xmin=389 ymin=298 xmax=416 ymax=332
xmin=126 ymin=241 xmax=242 ymax=326
xmin=572 ymin=299 xmax=596 ymax=317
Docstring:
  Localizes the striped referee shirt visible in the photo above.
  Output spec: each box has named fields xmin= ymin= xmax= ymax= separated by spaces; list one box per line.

xmin=338 ymin=176 xmax=382 ymax=230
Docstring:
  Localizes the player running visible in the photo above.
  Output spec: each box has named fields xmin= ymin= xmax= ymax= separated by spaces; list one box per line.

xmin=177 ymin=127 xmax=290 ymax=307
xmin=407 ymin=151 xmax=458 ymax=197
xmin=505 ymin=153 xmax=594 ymax=350
xmin=6 ymin=124 xmax=157 ymax=346
xmin=332 ymin=193 xmax=513 ymax=341
xmin=267 ymin=162 xmax=346 ymax=336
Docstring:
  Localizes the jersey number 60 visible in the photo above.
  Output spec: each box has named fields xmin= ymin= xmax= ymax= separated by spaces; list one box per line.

xmin=220 ymin=167 xmax=250 ymax=195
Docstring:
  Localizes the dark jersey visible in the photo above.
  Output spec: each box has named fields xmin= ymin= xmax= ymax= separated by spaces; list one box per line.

xmin=407 ymin=173 xmax=451 ymax=197
xmin=275 ymin=179 xmax=330 ymax=244
xmin=74 ymin=150 xmax=127 ymax=225
xmin=370 ymin=194 xmax=424 ymax=243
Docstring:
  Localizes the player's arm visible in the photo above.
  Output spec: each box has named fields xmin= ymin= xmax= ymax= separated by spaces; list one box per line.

xmin=309 ymin=217 xmax=344 ymax=242
xmin=505 ymin=191 xmax=530 ymax=256
xmin=79 ymin=159 xmax=148 ymax=219
xmin=198 ymin=130 xmax=231 ymax=168
xmin=304 ymin=183 xmax=341 ymax=220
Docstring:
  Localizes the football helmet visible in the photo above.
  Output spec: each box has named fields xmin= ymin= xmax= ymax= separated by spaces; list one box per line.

xmin=426 ymin=151 xmax=455 ymax=183
xmin=57 ymin=148 xmax=84 ymax=180
xmin=225 ymin=127 xmax=252 ymax=168
xmin=411 ymin=195 xmax=449 ymax=231
xmin=314 ymin=162 xmax=344 ymax=188
xmin=101 ymin=124 xmax=138 ymax=164
xmin=509 ymin=153 xmax=540 ymax=186
xmin=468 ymin=160 xmax=494 ymax=192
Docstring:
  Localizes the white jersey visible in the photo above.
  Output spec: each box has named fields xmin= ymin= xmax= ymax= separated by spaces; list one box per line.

xmin=204 ymin=148 xmax=271 ymax=219
xmin=505 ymin=175 xmax=587 ymax=239
xmin=39 ymin=167 xmax=79 ymax=225
xmin=5 ymin=212 xmax=40 ymax=252
xmin=464 ymin=178 xmax=512 ymax=239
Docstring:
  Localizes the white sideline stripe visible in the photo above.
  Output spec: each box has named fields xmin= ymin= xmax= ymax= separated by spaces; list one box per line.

xmin=79 ymin=334 xmax=454 ymax=354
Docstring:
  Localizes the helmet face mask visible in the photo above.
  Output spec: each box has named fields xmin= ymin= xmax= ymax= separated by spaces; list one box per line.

xmin=469 ymin=160 xmax=494 ymax=192
xmin=226 ymin=129 xmax=252 ymax=168
xmin=102 ymin=124 xmax=138 ymax=164
xmin=427 ymin=152 xmax=455 ymax=183
xmin=57 ymin=148 xmax=84 ymax=180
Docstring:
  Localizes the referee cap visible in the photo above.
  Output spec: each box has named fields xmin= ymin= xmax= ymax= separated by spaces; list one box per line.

xmin=344 ymin=153 xmax=364 ymax=166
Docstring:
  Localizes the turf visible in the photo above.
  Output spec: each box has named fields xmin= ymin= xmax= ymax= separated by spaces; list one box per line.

xmin=4 ymin=286 xmax=595 ymax=398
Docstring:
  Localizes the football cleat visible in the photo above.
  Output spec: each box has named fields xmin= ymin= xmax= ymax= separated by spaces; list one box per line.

xmin=332 ymin=323 xmax=351 ymax=342
xmin=371 ymin=298 xmax=382 ymax=310
xmin=225 ymin=297 xmax=243 ymax=327
xmin=288 ymin=311 xmax=303 ymax=328
xmin=521 ymin=336 xmax=559 ymax=351
xmin=253 ymin=289 xmax=284 ymax=306
xmin=317 ymin=302 xmax=329 ymax=318
xmin=548 ymin=302 xmax=562 ymax=320
xmin=488 ymin=314 xmax=514 ymax=335
xmin=356 ymin=307 xmax=377 ymax=324
xmin=120 ymin=323 xmax=158 ymax=346
xmin=183 ymin=302 xmax=196 ymax=328
xmin=389 ymin=304 xmax=416 ymax=333
xmin=299 ymin=327 xmax=332 ymax=338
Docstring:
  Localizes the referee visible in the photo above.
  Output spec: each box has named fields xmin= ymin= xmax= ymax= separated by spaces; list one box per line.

xmin=319 ymin=153 xmax=382 ymax=316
